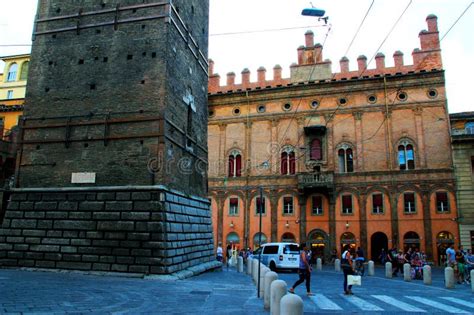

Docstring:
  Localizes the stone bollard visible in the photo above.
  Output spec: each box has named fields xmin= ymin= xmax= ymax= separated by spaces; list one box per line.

xmin=247 ymin=257 xmax=253 ymax=275
xmin=368 ymin=260 xmax=374 ymax=276
xmin=280 ymin=293 xmax=304 ymax=315
xmin=316 ymin=258 xmax=322 ymax=271
xmin=423 ymin=265 xmax=432 ymax=285
xmin=445 ymin=267 xmax=455 ymax=289
xmin=271 ymin=280 xmax=287 ymax=315
xmin=259 ymin=266 xmax=269 ymax=298
xmin=238 ymin=256 xmax=244 ymax=273
xmin=385 ymin=262 xmax=392 ymax=278
xmin=403 ymin=263 xmax=412 ymax=281
xmin=471 ymin=270 xmax=474 ymax=292
xmin=335 ymin=259 xmax=341 ymax=272
xmin=264 ymin=271 xmax=278 ymax=309
xmin=252 ymin=259 xmax=259 ymax=284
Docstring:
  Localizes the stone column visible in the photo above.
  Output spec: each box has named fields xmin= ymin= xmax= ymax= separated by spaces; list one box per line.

xmin=421 ymin=186 xmax=433 ymax=259
xmin=270 ymin=189 xmax=279 ymax=243
xmin=298 ymin=194 xmax=307 ymax=243
xmin=358 ymin=192 xmax=368 ymax=252
xmin=216 ymin=191 xmax=226 ymax=246
xmin=328 ymin=193 xmax=336 ymax=253
xmin=390 ymin=190 xmax=399 ymax=248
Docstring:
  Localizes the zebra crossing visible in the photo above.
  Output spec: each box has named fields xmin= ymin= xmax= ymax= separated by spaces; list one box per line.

xmin=308 ymin=294 xmax=474 ymax=313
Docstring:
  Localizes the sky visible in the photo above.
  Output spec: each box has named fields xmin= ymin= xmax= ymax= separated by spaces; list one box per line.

xmin=0 ymin=0 xmax=473 ymax=113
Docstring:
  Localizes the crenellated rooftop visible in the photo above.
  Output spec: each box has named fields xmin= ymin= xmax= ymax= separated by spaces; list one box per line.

xmin=209 ymin=15 xmax=442 ymax=94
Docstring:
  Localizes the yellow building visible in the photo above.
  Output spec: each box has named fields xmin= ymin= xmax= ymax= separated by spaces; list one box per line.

xmin=0 ymin=54 xmax=29 ymax=136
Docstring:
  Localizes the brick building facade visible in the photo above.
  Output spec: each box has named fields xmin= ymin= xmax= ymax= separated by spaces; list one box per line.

xmin=208 ymin=15 xmax=458 ymax=265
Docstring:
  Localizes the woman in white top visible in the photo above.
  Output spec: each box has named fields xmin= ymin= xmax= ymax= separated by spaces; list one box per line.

xmin=341 ymin=244 xmax=354 ymax=295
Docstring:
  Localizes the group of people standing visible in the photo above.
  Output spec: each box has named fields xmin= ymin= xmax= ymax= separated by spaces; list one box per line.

xmin=216 ymin=242 xmax=253 ymax=266
xmin=446 ymin=244 xmax=474 ymax=284
xmin=380 ymin=247 xmax=428 ymax=279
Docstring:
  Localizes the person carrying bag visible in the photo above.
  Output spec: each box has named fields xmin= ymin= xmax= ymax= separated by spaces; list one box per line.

xmin=341 ymin=245 xmax=356 ymax=295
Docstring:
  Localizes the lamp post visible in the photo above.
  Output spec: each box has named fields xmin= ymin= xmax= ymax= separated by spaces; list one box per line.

xmin=257 ymin=186 xmax=263 ymax=298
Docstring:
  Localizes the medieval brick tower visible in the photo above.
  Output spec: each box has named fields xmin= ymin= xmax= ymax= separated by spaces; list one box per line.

xmin=0 ymin=0 xmax=216 ymax=275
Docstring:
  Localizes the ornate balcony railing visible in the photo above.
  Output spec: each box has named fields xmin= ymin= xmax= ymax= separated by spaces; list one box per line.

xmin=297 ymin=172 xmax=334 ymax=189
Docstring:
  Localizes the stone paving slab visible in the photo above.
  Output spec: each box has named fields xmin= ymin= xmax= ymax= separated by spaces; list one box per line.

xmin=0 ymin=267 xmax=267 ymax=314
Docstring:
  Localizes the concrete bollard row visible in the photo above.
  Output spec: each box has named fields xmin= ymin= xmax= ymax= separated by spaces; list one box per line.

xmin=368 ymin=260 xmax=374 ymax=276
xmin=403 ymin=263 xmax=412 ymax=282
xmin=252 ymin=259 xmax=259 ymax=284
xmin=264 ymin=271 xmax=278 ymax=309
xmin=335 ymin=259 xmax=341 ymax=272
xmin=270 ymin=280 xmax=287 ymax=315
xmin=445 ymin=267 xmax=455 ymax=289
xmin=238 ymin=256 xmax=244 ymax=273
xmin=423 ymin=265 xmax=432 ymax=285
xmin=471 ymin=270 xmax=474 ymax=292
xmin=316 ymin=258 xmax=322 ymax=271
xmin=385 ymin=262 xmax=392 ymax=278
xmin=247 ymin=257 xmax=253 ymax=275
xmin=280 ymin=293 xmax=303 ymax=315
xmin=259 ymin=266 xmax=269 ymax=298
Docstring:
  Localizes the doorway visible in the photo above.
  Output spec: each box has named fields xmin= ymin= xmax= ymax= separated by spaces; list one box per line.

xmin=371 ymin=232 xmax=388 ymax=263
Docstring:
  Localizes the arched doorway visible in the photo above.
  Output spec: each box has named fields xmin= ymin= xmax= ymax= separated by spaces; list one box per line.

xmin=281 ymin=232 xmax=296 ymax=243
xmin=403 ymin=231 xmax=420 ymax=252
xmin=340 ymin=232 xmax=356 ymax=253
xmin=371 ymin=232 xmax=388 ymax=263
xmin=307 ymin=229 xmax=328 ymax=264
xmin=253 ymin=232 xmax=267 ymax=249
xmin=226 ymin=232 xmax=240 ymax=246
xmin=436 ymin=231 xmax=454 ymax=266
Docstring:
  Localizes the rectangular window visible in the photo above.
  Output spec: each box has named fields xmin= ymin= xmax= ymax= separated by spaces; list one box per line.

xmin=283 ymin=197 xmax=294 ymax=215
xmin=6 ymin=90 xmax=13 ymax=99
xmin=229 ymin=198 xmax=238 ymax=215
xmin=342 ymin=195 xmax=353 ymax=214
xmin=256 ymin=197 xmax=266 ymax=215
xmin=436 ymin=192 xmax=449 ymax=212
xmin=372 ymin=193 xmax=384 ymax=214
xmin=404 ymin=193 xmax=416 ymax=213
xmin=312 ymin=196 xmax=323 ymax=215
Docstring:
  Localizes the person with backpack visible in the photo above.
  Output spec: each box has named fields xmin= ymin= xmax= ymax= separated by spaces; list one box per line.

xmin=288 ymin=242 xmax=314 ymax=296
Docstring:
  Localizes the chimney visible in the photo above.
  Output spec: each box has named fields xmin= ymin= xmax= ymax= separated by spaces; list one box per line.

xmin=208 ymin=59 xmax=214 ymax=75
xmin=426 ymin=14 xmax=438 ymax=32
xmin=357 ymin=55 xmax=367 ymax=73
xmin=305 ymin=30 xmax=314 ymax=47
xmin=257 ymin=67 xmax=266 ymax=84
xmin=297 ymin=46 xmax=304 ymax=65
xmin=273 ymin=64 xmax=282 ymax=81
xmin=226 ymin=72 xmax=235 ymax=86
xmin=393 ymin=51 xmax=404 ymax=68
xmin=375 ymin=53 xmax=385 ymax=70
xmin=339 ymin=56 xmax=349 ymax=73
xmin=314 ymin=43 xmax=323 ymax=63
xmin=241 ymin=68 xmax=250 ymax=86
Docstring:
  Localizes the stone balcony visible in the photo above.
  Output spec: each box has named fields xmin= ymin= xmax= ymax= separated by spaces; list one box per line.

xmin=297 ymin=172 xmax=334 ymax=190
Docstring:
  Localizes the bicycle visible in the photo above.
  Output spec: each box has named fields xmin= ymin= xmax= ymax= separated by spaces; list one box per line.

xmin=354 ymin=258 xmax=365 ymax=276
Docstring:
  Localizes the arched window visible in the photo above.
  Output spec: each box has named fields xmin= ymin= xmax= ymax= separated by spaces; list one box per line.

xmin=20 ymin=61 xmax=29 ymax=81
xmin=7 ymin=63 xmax=18 ymax=82
xmin=228 ymin=150 xmax=242 ymax=177
xmin=398 ymin=141 xmax=415 ymax=170
xmin=465 ymin=122 xmax=474 ymax=135
xmin=281 ymin=147 xmax=296 ymax=175
xmin=338 ymin=147 xmax=353 ymax=173
xmin=310 ymin=138 xmax=322 ymax=160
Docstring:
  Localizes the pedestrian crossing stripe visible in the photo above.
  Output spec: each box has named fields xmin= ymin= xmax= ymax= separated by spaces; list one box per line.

xmin=342 ymin=294 xmax=384 ymax=311
xmin=372 ymin=295 xmax=426 ymax=312
xmin=405 ymin=296 xmax=470 ymax=314
xmin=309 ymin=294 xmax=474 ymax=312
xmin=441 ymin=297 xmax=474 ymax=309
xmin=310 ymin=294 xmax=342 ymax=311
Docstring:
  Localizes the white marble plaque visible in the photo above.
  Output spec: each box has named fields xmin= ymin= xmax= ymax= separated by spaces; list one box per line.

xmin=71 ymin=172 xmax=96 ymax=184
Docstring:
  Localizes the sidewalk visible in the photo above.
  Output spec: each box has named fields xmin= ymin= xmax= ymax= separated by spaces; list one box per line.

xmin=0 ymin=266 xmax=267 ymax=314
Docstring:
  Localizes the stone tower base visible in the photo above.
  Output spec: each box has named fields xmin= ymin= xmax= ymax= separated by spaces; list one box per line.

xmin=0 ymin=186 xmax=216 ymax=275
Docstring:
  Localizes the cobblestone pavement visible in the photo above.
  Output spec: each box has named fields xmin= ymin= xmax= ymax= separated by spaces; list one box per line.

xmin=0 ymin=267 xmax=265 ymax=315
xmin=3 ymin=264 xmax=474 ymax=314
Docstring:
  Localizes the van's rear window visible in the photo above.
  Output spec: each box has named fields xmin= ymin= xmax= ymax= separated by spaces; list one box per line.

xmin=284 ymin=245 xmax=299 ymax=254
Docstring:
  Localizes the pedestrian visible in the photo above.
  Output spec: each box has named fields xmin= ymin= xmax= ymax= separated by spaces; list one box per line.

xmin=379 ymin=248 xmax=387 ymax=265
xmin=216 ymin=242 xmax=223 ymax=262
xmin=226 ymin=243 xmax=232 ymax=269
xmin=455 ymin=248 xmax=466 ymax=284
xmin=288 ymin=242 xmax=314 ymax=296
xmin=341 ymin=244 xmax=354 ymax=295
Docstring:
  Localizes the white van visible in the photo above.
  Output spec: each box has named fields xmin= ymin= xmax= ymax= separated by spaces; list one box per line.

xmin=255 ymin=242 xmax=300 ymax=271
